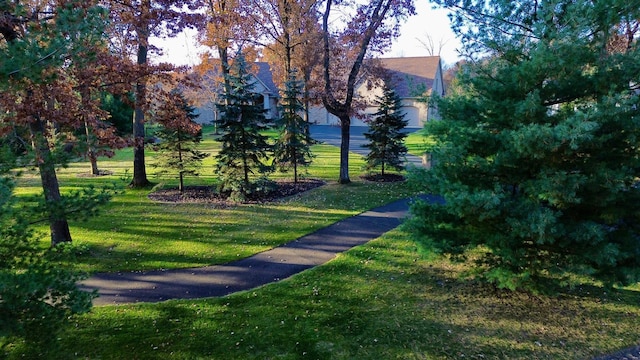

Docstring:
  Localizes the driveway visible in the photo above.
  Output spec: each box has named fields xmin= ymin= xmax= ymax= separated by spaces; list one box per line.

xmin=309 ymin=125 xmax=424 ymax=167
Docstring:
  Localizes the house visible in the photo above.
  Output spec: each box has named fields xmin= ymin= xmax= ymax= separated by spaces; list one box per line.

xmin=193 ymin=56 xmax=444 ymax=129
xmin=191 ymin=62 xmax=280 ymax=125
xmin=309 ymin=56 xmax=445 ymax=128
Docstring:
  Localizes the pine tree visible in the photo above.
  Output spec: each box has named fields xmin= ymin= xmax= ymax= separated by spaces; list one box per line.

xmin=273 ymin=73 xmax=314 ymax=183
xmin=406 ymin=0 xmax=640 ymax=293
xmin=153 ymin=91 xmax=208 ymax=193
xmin=363 ymin=85 xmax=408 ymax=176
xmin=214 ymin=54 xmax=273 ymax=200
xmin=0 ymin=146 xmax=94 ymax=355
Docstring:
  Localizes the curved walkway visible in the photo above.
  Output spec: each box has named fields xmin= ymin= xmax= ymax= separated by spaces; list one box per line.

xmin=79 ymin=195 xmax=433 ymax=306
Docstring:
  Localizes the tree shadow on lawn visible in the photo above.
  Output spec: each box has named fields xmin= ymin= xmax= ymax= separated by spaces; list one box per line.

xmin=64 ymin=199 xmax=355 ymax=273
xmin=52 ymin=234 xmax=640 ymax=359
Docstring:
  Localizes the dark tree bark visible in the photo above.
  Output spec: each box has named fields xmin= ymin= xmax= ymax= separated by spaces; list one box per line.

xmin=131 ymin=13 xmax=150 ymax=187
xmin=321 ymin=0 xmax=398 ymax=184
xmin=29 ymin=119 xmax=72 ymax=246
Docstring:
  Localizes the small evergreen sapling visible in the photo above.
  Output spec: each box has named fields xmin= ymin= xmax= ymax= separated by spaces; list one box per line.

xmin=214 ymin=54 xmax=273 ymax=200
xmin=363 ymin=85 xmax=408 ymax=176
xmin=153 ymin=91 xmax=208 ymax=193
xmin=273 ymin=74 xmax=314 ymax=183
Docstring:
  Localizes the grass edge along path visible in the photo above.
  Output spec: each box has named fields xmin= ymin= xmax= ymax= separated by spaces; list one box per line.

xmin=79 ymin=195 xmax=435 ymax=305
xmin=57 ymin=227 xmax=640 ymax=359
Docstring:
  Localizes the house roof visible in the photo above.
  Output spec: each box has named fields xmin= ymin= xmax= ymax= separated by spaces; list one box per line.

xmin=377 ymin=56 xmax=441 ymax=98
xmin=253 ymin=62 xmax=279 ymax=95
xmin=194 ymin=61 xmax=279 ymax=97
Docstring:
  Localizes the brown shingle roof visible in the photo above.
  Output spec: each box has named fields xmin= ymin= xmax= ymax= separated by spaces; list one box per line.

xmin=378 ymin=56 xmax=441 ymax=98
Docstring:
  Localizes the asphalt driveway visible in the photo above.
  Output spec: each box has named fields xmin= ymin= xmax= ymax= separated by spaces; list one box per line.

xmin=309 ymin=125 xmax=424 ymax=167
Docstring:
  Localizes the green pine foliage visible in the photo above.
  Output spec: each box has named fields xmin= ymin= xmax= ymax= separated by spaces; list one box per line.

xmin=153 ymin=91 xmax=208 ymax=193
xmin=101 ymin=92 xmax=134 ymax=136
xmin=0 ymin=147 xmax=94 ymax=357
xmin=214 ymin=54 xmax=273 ymax=200
xmin=407 ymin=0 xmax=640 ymax=293
xmin=273 ymin=74 xmax=314 ymax=183
xmin=363 ymin=85 xmax=408 ymax=175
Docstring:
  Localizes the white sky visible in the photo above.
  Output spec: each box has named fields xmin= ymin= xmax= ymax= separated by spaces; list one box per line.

xmin=151 ymin=2 xmax=462 ymax=68
xmin=385 ymin=2 xmax=462 ymax=66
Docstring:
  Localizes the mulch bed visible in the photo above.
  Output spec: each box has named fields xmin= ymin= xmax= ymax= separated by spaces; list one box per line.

xmin=148 ymin=179 xmax=326 ymax=204
xmin=360 ymin=173 xmax=406 ymax=182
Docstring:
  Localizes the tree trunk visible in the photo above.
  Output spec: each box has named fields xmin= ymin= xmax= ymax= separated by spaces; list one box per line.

xmin=131 ymin=80 xmax=149 ymax=187
xmin=84 ymin=120 xmax=100 ymax=176
xmin=339 ymin=114 xmax=351 ymax=184
xmin=131 ymin=6 xmax=150 ymax=188
xmin=29 ymin=119 xmax=72 ymax=246
xmin=293 ymin=148 xmax=299 ymax=183
xmin=81 ymin=86 xmax=101 ymax=176
xmin=89 ymin=148 xmax=99 ymax=175
xmin=178 ymin=144 xmax=184 ymax=193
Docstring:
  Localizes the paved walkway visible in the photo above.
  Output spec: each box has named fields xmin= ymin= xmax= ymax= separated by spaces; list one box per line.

xmin=79 ymin=195 xmax=433 ymax=306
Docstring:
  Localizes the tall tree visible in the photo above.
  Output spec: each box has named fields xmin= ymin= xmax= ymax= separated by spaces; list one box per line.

xmin=200 ymin=0 xmax=251 ymax=95
xmin=0 ymin=0 xmax=112 ymax=246
xmin=363 ymin=84 xmax=408 ymax=176
xmin=407 ymin=0 xmax=640 ymax=292
xmin=249 ymin=0 xmax=323 ymax=127
xmin=321 ymin=0 xmax=415 ymax=184
xmin=247 ymin=0 xmax=320 ymax=81
xmin=73 ymin=49 xmax=130 ymax=176
xmin=153 ymin=91 xmax=208 ymax=193
xmin=214 ymin=54 xmax=273 ymax=200
xmin=273 ymin=73 xmax=314 ymax=182
xmin=108 ymin=0 xmax=203 ymax=188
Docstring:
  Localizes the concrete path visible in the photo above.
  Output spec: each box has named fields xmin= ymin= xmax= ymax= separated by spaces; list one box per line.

xmin=80 ymin=196 xmax=433 ymax=305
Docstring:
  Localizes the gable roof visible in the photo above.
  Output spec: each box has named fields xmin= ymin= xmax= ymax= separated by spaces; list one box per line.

xmin=253 ymin=62 xmax=279 ymax=95
xmin=193 ymin=61 xmax=279 ymax=98
xmin=377 ymin=56 xmax=441 ymax=98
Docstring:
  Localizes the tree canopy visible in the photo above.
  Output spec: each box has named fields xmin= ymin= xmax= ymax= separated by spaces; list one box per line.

xmin=407 ymin=0 xmax=640 ymax=292
xmin=0 ymin=0 xmax=115 ymax=246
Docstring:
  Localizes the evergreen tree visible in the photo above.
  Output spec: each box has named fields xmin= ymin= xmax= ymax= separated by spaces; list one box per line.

xmin=153 ymin=91 xmax=208 ymax=193
xmin=363 ymin=85 xmax=408 ymax=175
xmin=406 ymin=0 xmax=640 ymax=292
xmin=214 ymin=54 xmax=273 ymax=200
xmin=273 ymin=73 xmax=314 ymax=183
xmin=0 ymin=146 xmax=94 ymax=356
xmin=101 ymin=92 xmax=134 ymax=136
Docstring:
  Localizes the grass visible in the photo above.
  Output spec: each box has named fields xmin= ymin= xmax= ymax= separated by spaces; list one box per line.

xmin=39 ymin=229 xmax=640 ymax=359
xmin=17 ymin=126 xmax=420 ymax=274
xmin=9 ymin=125 xmax=640 ymax=359
xmin=405 ymin=128 xmax=435 ymax=158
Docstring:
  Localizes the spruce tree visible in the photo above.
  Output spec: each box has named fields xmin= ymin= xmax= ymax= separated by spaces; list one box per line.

xmin=153 ymin=91 xmax=208 ymax=193
xmin=363 ymin=85 xmax=408 ymax=176
xmin=273 ymin=73 xmax=314 ymax=183
xmin=406 ymin=0 xmax=640 ymax=292
xmin=214 ymin=54 xmax=273 ymax=200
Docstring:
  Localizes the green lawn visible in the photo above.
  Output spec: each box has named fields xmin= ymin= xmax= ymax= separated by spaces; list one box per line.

xmin=405 ymin=128 xmax=434 ymax=158
xmin=8 ymin=126 xmax=640 ymax=359
xmin=43 ymin=230 xmax=640 ymax=359
xmin=16 ymin=127 xmax=419 ymax=274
